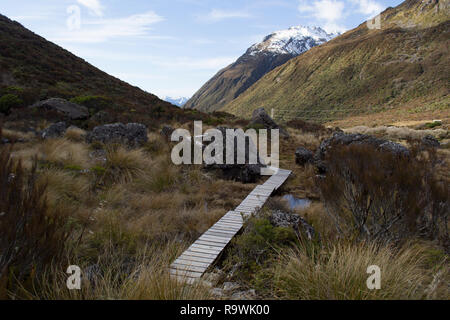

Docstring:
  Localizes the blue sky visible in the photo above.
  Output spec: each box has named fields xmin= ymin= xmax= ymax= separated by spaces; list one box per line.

xmin=1 ymin=0 xmax=403 ymax=99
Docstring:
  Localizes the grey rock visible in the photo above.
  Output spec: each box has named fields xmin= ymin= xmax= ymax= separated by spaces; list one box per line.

xmin=203 ymin=127 xmax=266 ymax=183
xmin=315 ymin=132 xmax=410 ymax=173
xmin=160 ymin=125 xmax=175 ymax=141
xmin=210 ymin=288 xmax=224 ymax=297
xmin=421 ymin=135 xmax=440 ymax=148
xmin=86 ymin=123 xmax=148 ymax=147
xmin=223 ymin=282 xmax=240 ymax=292
xmin=270 ymin=210 xmax=315 ymax=240
xmin=90 ymin=111 xmax=114 ymax=124
xmin=295 ymin=147 xmax=314 ymax=166
xmin=30 ymin=98 xmax=89 ymax=120
xmin=230 ymin=289 xmax=257 ymax=300
xmin=250 ymin=108 xmax=289 ymax=138
xmin=41 ymin=122 xmax=67 ymax=139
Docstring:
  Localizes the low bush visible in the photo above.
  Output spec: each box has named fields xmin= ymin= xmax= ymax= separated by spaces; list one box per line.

xmin=318 ymin=143 xmax=448 ymax=245
xmin=0 ymin=94 xmax=23 ymax=114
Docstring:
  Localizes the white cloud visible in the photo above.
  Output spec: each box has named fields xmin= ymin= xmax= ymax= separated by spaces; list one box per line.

xmin=351 ymin=0 xmax=384 ymax=18
xmin=55 ymin=11 xmax=164 ymax=43
xmin=77 ymin=0 xmax=104 ymax=17
xmin=298 ymin=0 xmax=345 ymax=22
xmin=200 ymin=9 xmax=251 ymax=22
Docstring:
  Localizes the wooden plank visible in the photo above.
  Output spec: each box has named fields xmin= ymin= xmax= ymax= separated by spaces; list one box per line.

xmin=195 ymin=240 xmax=228 ymax=249
xmin=174 ymin=259 xmax=211 ymax=268
xmin=186 ymin=247 xmax=220 ymax=256
xmin=204 ymin=230 xmax=235 ymax=238
xmin=189 ymin=244 xmax=223 ymax=253
xmin=171 ymin=263 xmax=208 ymax=273
xmin=176 ymin=254 xmax=216 ymax=264
xmin=198 ymin=235 xmax=231 ymax=244
xmin=182 ymin=250 xmax=218 ymax=259
xmin=169 ymin=268 xmax=203 ymax=278
xmin=214 ymin=221 xmax=242 ymax=228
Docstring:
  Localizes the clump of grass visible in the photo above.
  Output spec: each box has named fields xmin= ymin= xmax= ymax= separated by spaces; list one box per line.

xmin=39 ymin=138 xmax=90 ymax=169
xmin=64 ymin=127 xmax=86 ymax=142
xmin=104 ymin=146 xmax=148 ymax=184
xmin=272 ymin=242 xmax=447 ymax=300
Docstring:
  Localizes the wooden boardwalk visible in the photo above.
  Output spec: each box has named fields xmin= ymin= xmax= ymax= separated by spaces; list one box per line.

xmin=169 ymin=168 xmax=292 ymax=283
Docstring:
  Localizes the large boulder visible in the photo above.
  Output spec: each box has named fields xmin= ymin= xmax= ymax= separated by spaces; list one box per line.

xmin=86 ymin=123 xmax=148 ymax=147
xmin=314 ymin=132 xmax=410 ymax=173
xmin=295 ymin=147 xmax=314 ymax=166
xmin=160 ymin=125 xmax=175 ymax=141
xmin=203 ymin=127 xmax=266 ymax=183
xmin=41 ymin=122 xmax=67 ymax=139
xmin=269 ymin=210 xmax=315 ymax=240
xmin=30 ymin=98 xmax=89 ymax=120
xmin=90 ymin=111 xmax=114 ymax=124
xmin=421 ymin=135 xmax=440 ymax=148
xmin=250 ymin=108 xmax=289 ymax=138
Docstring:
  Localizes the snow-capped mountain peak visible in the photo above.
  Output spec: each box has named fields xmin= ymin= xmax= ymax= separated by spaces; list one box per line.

xmin=164 ymin=96 xmax=189 ymax=107
xmin=248 ymin=26 xmax=339 ymax=56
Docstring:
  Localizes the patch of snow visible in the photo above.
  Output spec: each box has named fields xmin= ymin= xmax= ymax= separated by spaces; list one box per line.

xmin=248 ymin=25 xmax=339 ymax=56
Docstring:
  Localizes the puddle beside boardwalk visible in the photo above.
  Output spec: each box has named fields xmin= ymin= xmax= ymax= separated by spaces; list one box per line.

xmin=283 ymin=194 xmax=311 ymax=210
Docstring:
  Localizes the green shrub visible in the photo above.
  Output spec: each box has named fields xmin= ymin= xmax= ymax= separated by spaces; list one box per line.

xmin=70 ymin=96 xmax=111 ymax=115
xmin=0 ymin=94 xmax=23 ymax=114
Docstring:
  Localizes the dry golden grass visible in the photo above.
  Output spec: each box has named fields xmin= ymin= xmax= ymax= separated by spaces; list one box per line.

xmin=40 ymin=138 xmax=90 ymax=168
xmin=1 ymin=128 xmax=34 ymax=141
xmin=272 ymin=241 xmax=448 ymax=300
xmin=345 ymin=125 xmax=448 ymax=140
xmin=20 ymin=243 xmax=212 ymax=300
xmin=64 ymin=127 xmax=87 ymax=142
xmin=105 ymin=146 xmax=149 ymax=184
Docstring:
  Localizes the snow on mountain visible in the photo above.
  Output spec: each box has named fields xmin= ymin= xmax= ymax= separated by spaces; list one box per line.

xmin=164 ymin=96 xmax=189 ymax=107
xmin=248 ymin=26 xmax=339 ymax=56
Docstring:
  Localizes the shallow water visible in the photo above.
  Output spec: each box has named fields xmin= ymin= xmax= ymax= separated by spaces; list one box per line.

xmin=283 ymin=194 xmax=311 ymax=210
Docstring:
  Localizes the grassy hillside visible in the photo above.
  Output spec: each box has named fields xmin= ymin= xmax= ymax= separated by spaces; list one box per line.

xmin=0 ymin=14 xmax=177 ymax=119
xmin=223 ymin=0 xmax=450 ymax=124
xmin=183 ymin=52 xmax=293 ymax=112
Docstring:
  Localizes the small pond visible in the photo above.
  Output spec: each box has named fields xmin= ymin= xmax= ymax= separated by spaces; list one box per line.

xmin=283 ymin=194 xmax=311 ymax=210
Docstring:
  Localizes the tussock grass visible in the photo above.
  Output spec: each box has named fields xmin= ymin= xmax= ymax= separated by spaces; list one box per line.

xmin=105 ymin=146 xmax=148 ymax=184
xmin=38 ymin=169 xmax=90 ymax=205
xmin=40 ymin=138 xmax=90 ymax=168
xmin=20 ymin=243 xmax=212 ymax=300
xmin=64 ymin=127 xmax=86 ymax=142
xmin=273 ymin=242 xmax=447 ymax=300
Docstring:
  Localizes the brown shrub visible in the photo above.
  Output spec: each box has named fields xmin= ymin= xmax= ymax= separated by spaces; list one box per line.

xmin=317 ymin=143 xmax=448 ymax=245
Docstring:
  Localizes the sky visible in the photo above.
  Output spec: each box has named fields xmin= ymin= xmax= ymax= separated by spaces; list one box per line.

xmin=1 ymin=0 xmax=403 ymax=99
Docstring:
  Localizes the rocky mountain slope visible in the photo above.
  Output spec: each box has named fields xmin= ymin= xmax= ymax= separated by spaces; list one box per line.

xmin=0 ymin=14 xmax=176 ymax=117
xmin=222 ymin=0 xmax=450 ymax=124
xmin=184 ymin=26 xmax=338 ymax=112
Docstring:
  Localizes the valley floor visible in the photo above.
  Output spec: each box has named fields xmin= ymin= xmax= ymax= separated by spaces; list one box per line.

xmin=0 ymin=118 xmax=448 ymax=300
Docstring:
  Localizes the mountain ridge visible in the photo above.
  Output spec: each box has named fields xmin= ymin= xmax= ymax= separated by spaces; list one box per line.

xmin=222 ymin=0 xmax=450 ymax=124
xmin=0 ymin=13 xmax=177 ymax=118
xmin=183 ymin=25 xmax=338 ymax=113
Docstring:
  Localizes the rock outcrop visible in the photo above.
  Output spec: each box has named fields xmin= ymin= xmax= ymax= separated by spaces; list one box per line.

xmin=295 ymin=147 xmax=314 ymax=166
xmin=86 ymin=123 xmax=148 ymax=147
xmin=314 ymin=132 xmax=410 ymax=173
xmin=30 ymin=98 xmax=89 ymax=120
xmin=250 ymin=108 xmax=289 ymax=138
xmin=41 ymin=122 xmax=67 ymax=139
